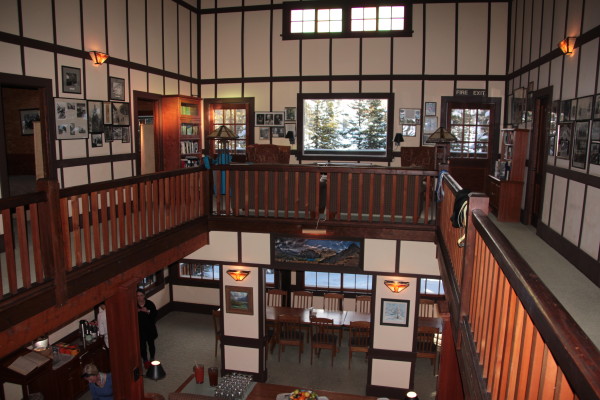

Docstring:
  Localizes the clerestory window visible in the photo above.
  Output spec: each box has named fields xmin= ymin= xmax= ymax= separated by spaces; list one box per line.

xmin=283 ymin=1 xmax=413 ymax=40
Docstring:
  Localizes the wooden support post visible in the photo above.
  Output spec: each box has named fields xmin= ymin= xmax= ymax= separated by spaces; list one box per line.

xmin=36 ymin=179 xmax=68 ymax=306
xmin=106 ymin=281 xmax=145 ymax=400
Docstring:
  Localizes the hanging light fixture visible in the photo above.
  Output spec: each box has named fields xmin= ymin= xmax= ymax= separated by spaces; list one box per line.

xmin=89 ymin=51 xmax=109 ymax=65
xmin=425 ymin=127 xmax=457 ymax=144
xmin=226 ymin=270 xmax=250 ymax=281
xmin=145 ymin=360 xmax=166 ymax=381
xmin=557 ymin=37 xmax=576 ymax=55
xmin=384 ymin=280 xmax=410 ymax=293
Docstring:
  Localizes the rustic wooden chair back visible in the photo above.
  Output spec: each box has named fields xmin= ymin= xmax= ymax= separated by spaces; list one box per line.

xmin=323 ymin=293 xmax=344 ymax=311
xmin=291 ymin=291 xmax=314 ymax=308
xmin=276 ymin=314 xmax=304 ymax=363
xmin=310 ymin=317 xmax=338 ymax=366
xmin=211 ymin=309 xmax=222 ymax=358
xmin=416 ymin=326 xmax=439 ymax=358
xmin=348 ymin=321 xmax=371 ymax=369
xmin=419 ymin=299 xmax=437 ymax=318
xmin=267 ymin=289 xmax=287 ymax=307
xmin=355 ymin=296 xmax=372 ymax=313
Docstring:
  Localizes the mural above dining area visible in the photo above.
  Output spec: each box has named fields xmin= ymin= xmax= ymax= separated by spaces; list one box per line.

xmin=272 ymin=236 xmax=362 ymax=269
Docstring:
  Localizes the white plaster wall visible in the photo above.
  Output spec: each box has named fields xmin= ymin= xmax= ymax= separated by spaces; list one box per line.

xmin=224 ymin=346 xmax=259 ymax=373
xmin=373 ymin=276 xmax=417 ymax=352
xmin=222 ymin=266 xmax=259 ymax=339
xmin=580 ymin=186 xmax=600 ymax=258
xmin=399 ymin=241 xmax=440 ymax=276
xmin=173 ymin=286 xmax=220 ymax=306
xmin=364 ymin=239 xmax=396 ymax=273
xmin=563 ymin=181 xmax=585 ymax=246
xmin=549 ymin=176 xmax=567 ymax=234
xmin=241 ymin=233 xmax=270 ymax=264
xmin=371 ymin=359 xmax=412 ymax=389
xmin=185 ymin=231 xmax=239 ymax=262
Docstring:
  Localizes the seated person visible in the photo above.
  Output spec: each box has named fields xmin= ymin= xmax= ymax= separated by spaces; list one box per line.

xmin=82 ymin=363 xmax=113 ymax=400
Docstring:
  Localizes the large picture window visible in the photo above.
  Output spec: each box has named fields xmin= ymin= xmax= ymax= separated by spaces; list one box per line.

xmin=298 ymin=93 xmax=394 ymax=161
xmin=283 ymin=1 xmax=413 ymax=40
xmin=304 ymin=271 xmax=373 ymax=292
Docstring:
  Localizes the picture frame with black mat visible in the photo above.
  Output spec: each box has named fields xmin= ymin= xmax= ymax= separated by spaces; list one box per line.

xmin=62 ymin=66 xmax=81 ymax=94
xmin=20 ymin=109 xmax=40 ymax=136
xmin=225 ymin=286 xmax=253 ymax=315
xmin=109 ymin=77 xmax=126 ymax=101
xmin=380 ymin=299 xmax=410 ymax=327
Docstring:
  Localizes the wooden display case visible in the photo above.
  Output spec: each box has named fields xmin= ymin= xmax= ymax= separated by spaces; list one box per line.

xmin=487 ymin=128 xmax=528 ymax=222
xmin=159 ymin=95 xmax=202 ymax=170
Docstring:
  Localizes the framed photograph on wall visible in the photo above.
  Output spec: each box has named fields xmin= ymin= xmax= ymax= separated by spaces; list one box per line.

xmin=590 ymin=142 xmax=600 ymax=165
xmin=380 ymin=299 xmax=410 ymax=327
xmin=103 ymin=102 xmax=113 ymax=125
xmin=272 ymin=126 xmax=285 ymax=138
xmin=591 ymin=120 xmax=600 ymax=142
xmin=557 ymin=123 xmax=573 ymax=159
xmin=20 ymin=109 xmax=40 ymax=136
xmin=285 ymin=107 xmax=296 ymax=121
xmin=256 ymin=112 xmax=285 ymax=126
xmin=111 ymin=102 xmax=130 ymax=126
xmin=399 ymin=108 xmax=421 ymax=124
xmin=560 ymin=99 xmax=571 ymax=122
xmin=87 ymin=101 xmax=104 ymax=133
xmin=90 ymin=133 xmax=103 ymax=148
xmin=424 ymin=102 xmax=436 ymax=116
xmin=572 ymin=121 xmax=590 ymax=169
xmin=225 ymin=286 xmax=253 ymax=315
xmin=423 ymin=116 xmax=438 ymax=134
xmin=121 ymin=126 xmax=130 ymax=143
xmin=594 ymin=95 xmax=600 ymax=119
xmin=259 ymin=127 xmax=270 ymax=140
xmin=570 ymin=99 xmax=578 ymax=121
xmin=576 ymin=96 xmax=593 ymax=120
xmin=55 ymin=98 xmax=88 ymax=140
xmin=61 ymin=66 xmax=81 ymax=94
xmin=109 ymin=77 xmax=126 ymax=101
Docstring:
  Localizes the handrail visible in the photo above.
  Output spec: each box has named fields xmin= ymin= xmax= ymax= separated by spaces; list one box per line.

xmin=211 ymin=164 xmax=437 ymax=224
xmin=471 ymin=210 xmax=600 ymax=399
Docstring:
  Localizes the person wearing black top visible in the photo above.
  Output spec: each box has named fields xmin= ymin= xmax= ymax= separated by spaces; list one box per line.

xmin=136 ymin=289 xmax=158 ymax=369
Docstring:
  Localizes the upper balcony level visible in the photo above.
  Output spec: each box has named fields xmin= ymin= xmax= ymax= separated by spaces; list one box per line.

xmin=0 ymin=163 xmax=598 ymax=399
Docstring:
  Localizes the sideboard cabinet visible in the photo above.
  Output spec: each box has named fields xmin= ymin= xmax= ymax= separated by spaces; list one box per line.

xmin=487 ymin=128 xmax=528 ymax=222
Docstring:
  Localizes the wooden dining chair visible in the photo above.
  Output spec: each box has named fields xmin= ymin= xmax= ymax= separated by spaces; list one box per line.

xmin=348 ymin=321 xmax=370 ymax=369
xmin=310 ymin=317 xmax=338 ymax=366
xmin=211 ymin=309 xmax=222 ymax=358
xmin=291 ymin=291 xmax=313 ymax=308
xmin=416 ymin=326 xmax=439 ymax=374
xmin=323 ymin=293 xmax=344 ymax=311
xmin=419 ymin=299 xmax=437 ymax=318
xmin=355 ymin=295 xmax=372 ymax=313
xmin=276 ymin=314 xmax=304 ymax=363
xmin=266 ymin=289 xmax=288 ymax=307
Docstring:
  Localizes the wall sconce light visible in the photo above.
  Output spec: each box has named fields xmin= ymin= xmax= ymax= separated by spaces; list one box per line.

xmin=89 ymin=51 xmax=109 ymax=65
xmin=227 ymin=270 xmax=250 ymax=281
xmin=146 ymin=360 xmax=166 ymax=381
xmin=558 ymin=37 xmax=576 ymax=55
xmin=384 ymin=280 xmax=410 ymax=293
xmin=393 ymin=132 xmax=404 ymax=147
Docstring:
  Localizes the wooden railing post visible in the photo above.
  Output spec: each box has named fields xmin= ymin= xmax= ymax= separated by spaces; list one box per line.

xmin=457 ymin=194 xmax=489 ymax=347
xmin=36 ymin=179 xmax=68 ymax=306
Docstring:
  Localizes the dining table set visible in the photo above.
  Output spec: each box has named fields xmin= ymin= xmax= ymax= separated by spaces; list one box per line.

xmin=265 ymin=306 xmax=371 ymax=327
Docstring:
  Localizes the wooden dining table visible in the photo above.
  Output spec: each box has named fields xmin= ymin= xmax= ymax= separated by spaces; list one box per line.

xmin=246 ymin=382 xmax=383 ymax=400
xmin=265 ymin=306 xmax=347 ymax=326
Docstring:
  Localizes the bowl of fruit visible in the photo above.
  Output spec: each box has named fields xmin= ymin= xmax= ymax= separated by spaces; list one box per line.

xmin=289 ymin=389 xmax=319 ymax=400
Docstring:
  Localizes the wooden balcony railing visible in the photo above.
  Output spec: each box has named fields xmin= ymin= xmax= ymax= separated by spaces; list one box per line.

xmin=0 ymin=191 xmax=48 ymax=297
xmin=0 ymin=168 xmax=209 ymax=297
xmin=212 ymin=164 xmax=437 ymax=225
xmin=437 ymin=176 xmax=600 ymax=399
xmin=59 ymin=168 xmax=209 ymax=270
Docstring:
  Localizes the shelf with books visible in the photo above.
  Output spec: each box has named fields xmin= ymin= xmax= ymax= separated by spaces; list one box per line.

xmin=160 ymin=96 xmax=203 ymax=170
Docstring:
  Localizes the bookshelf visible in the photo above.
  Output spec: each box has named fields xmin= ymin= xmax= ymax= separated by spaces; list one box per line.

xmin=159 ymin=95 xmax=202 ymax=170
xmin=487 ymin=128 xmax=528 ymax=222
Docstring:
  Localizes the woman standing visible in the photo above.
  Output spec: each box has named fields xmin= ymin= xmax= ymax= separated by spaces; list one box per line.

xmin=137 ymin=289 xmax=158 ymax=369
xmin=81 ymin=363 xmax=113 ymax=400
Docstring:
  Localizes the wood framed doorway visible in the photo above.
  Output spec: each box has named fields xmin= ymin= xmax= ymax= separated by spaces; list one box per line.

xmin=524 ymin=87 xmax=552 ymax=226
xmin=0 ymin=73 xmax=56 ymax=198
xmin=133 ymin=91 xmax=161 ymax=174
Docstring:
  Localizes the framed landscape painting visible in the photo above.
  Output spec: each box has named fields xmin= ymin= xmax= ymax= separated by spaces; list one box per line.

xmin=380 ymin=299 xmax=410 ymax=327
xmin=272 ymin=236 xmax=362 ymax=270
xmin=225 ymin=286 xmax=253 ymax=315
